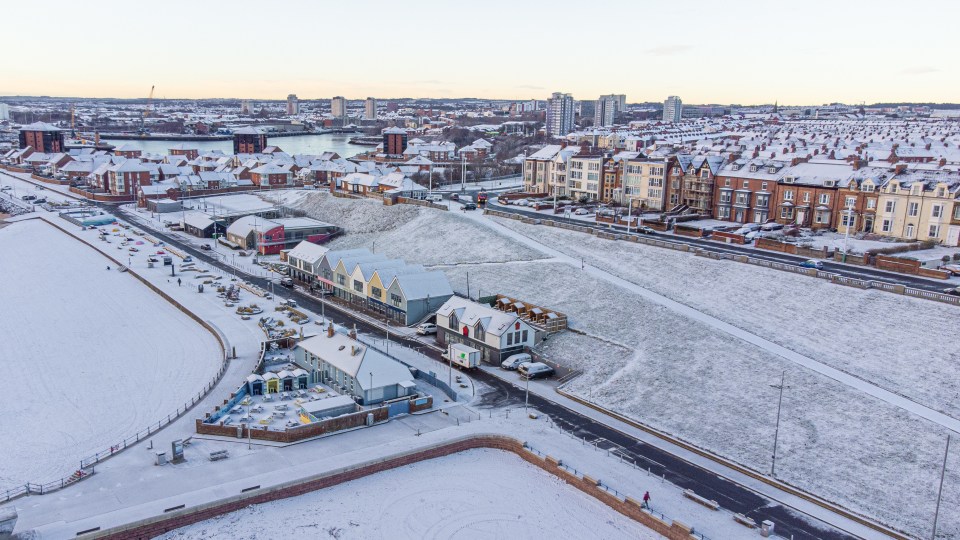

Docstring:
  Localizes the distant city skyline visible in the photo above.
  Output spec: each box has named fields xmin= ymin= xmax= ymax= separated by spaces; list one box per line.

xmin=2 ymin=0 xmax=957 ymax=105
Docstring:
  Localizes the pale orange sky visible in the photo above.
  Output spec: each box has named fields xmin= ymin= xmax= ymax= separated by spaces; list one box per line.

xmin=2 ymin=0 xmax=957 ymax=105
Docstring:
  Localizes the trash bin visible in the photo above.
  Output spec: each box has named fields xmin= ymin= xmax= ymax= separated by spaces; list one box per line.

xmin=155 ymin=451 xmax=167 ymax=466
xmin=760 ymin=520 xmax=774 ymax=537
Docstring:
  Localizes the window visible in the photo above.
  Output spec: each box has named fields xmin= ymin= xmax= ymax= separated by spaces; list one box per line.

xmin=449 ymin=312 xmax=458 ymax=329
xmin=890 ymin=184 xmax=898 ymax=193
xmin=932 ymin=205 xmax=943 ymax=218
xmin=514 ymin=331 xmax=521 ymax=343
xmin=937 ymin=188 xmax=946 ymax=197
xmin=908 ymin=202 xmax=919 ymax=216
xmin=718 ymin=207 xmax=730 ymax=218
xmin=742 ymin=180 xmax=749 ymax=188
xmin=784 ymin=190 xmax=794 ymax=201
xmin=906 ymin=224 xmax=915 ymax=237
xmin=841 ymin=213 xmax=856 ymax=227
xmin=761 ymin=182 xmax=768 ymax=191
xmin=867 ymin=199 xmax=877 ymax=209
xmin=475 ymin=324 xmax=485 ymax=341
xmin=954 ymin=206 xmax=960 ymax=220
xmin=700 ymin=170 xmax=709 ymax=179
xmin=371 ymin=287 xmax=382 ymax=298
xmin=522 ymin=330 xmax=528 ymax=342
xmin=337 ymin=274 xmax=346 ymax=285
xmin=353 ymin=280 xmax=363 ymax=292
xmin=819 ymin=194 xmax=829 ymax=205
xmin=390 ymin=293 xmax=402 ymax=307
xmin=862 ymin=183 xmax=875 ymax=193
xmin=929 ymin=224 xmax=940 ymax=238
xmin=724 ymin=179 xmax=731 ymax=187
xmin=780 ymin=207 xmax=794 ymax=219
xmin=507 ymin=333 xmax=513 ymax=345
xmin=802 ymin=192 xmax=811 ymax=203
xmin=881 ymin=219 xmax=891 ymax=232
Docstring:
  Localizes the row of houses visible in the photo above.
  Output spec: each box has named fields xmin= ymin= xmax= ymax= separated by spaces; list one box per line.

xmin=523 ymin=145 xmax=960 ymax=245
xmin=286 ymin=244 xmax=454 ymax=325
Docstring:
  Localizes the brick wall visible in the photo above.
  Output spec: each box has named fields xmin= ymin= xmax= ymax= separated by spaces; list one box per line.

xmin=710 ymin=230 xmax=746 ymax=244
xmin=876 ymin=255 xmax=920 ymax=274
xmin=196 ymin=407 xmax=390 ymax=443
xmin=93 ymin=435 xmax=685 ymax=540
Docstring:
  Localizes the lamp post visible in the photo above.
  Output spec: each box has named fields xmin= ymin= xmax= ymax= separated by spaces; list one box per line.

xmin=931 ymin=434 xmax=951 ymax=540
xmin=770 ymin=370 xmax=791 ymax=477
xmin=841 ymin=202 xmax=854 ymax=263
xmin=525 ymin=373 xmax=530 ymax=413
xmin=369 ymin=372 xmax=373 ymax=405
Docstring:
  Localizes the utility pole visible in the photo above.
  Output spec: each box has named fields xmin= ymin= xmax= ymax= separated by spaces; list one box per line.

xmin=770 ymin=370 xmax=791 ymax=477
xmin=931 ymin=434 xmax=951 ymax=540
xmin=841 ymin=202 xmax=854 ymax=263
xmin=525 ymin=374 xmax=530 ymax=413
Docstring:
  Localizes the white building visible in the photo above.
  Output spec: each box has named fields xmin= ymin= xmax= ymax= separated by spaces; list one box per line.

xmin=546 ymin=92 xmax=575 ymax=137
xmin=0 ymin=103 xmax=9 ymax=121
xmin=435 ymin=297 xmax=538 ymax=364
xmin=287 ymin=94 xmax=299 ymax=115
xmin=663 ymin=96 xmax=682 ymax=123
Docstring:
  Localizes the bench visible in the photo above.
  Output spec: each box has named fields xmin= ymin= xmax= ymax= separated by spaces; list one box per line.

xmin=683 ymin=489 xmax=719 ymax=510
xmin=209 ymin=450 xmax=229 ymax=461
xmin=733 ymin=513 xmax=757 ymax=528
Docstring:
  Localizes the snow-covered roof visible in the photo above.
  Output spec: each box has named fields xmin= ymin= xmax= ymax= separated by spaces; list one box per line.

xmin=436 ymin=296 xmax=523 ymax=337
xmin=287 ymin=240 xmax=329 ymax=265
xmin=296 ymin=330 xmax=414 ymax=391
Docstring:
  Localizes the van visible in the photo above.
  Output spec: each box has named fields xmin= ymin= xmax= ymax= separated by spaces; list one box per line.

xmin=518 ymin=362 xmax=555 ymax=379
xmin=280 ymin=277 xmax=294 ymax=287
xmin=425 ymin=193 xmax=442 ymax=203
xmin=501 ymin=353 xmax=531 ymax=370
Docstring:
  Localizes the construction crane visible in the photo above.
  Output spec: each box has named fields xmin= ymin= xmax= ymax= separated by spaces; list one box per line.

xmin=139 ymin=85 xmax=155 ymax=136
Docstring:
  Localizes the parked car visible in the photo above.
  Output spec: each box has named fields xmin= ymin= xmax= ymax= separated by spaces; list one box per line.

xmin=463 ymin=202 xmax=477 ymax=210
xmin=939 ymin=264 xmax=960 ymax=276
xmin=280 ymin=277 xmax=294 ymax=287
xmin=425 ymin=193 xmax=442 ymax=203
xmin=1 ymin=185 xmax=11 ymax=191
xmin=943 ymin=286 xmax=960 ymax=296
xmin=574 ymin=208 xmax=590 ymax=215
xmin=501 ymin=353 xmax=532 ymax=370
xmin=450 ymin=193 xmax=459 ymax=201
xmin=637 ymin=226 xmax=656 ymax=234
xmin=33 ymin=198 xmax=46 ymax=204
xmin=519 ymin=362 xmax=555 ymax=379
xmin=199 ymin=244 xmax=212 ymax=251
xmin=416 ymin=323 xmax=437 ymax=335
xmin=761 ymin=222 xmax=784 ymax=231
xmin=183 ymin=256 xmax=193 ymax=263
xmin=21 ymin=195 xmax=36 ymax=201
xmin=799 ymin=259 xmax=824 ymax=270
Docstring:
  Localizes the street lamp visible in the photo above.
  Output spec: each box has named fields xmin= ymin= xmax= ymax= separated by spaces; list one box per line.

xmin=525 ymin=373 xmax=530 ymax=413
xmin=770 ymin=371 xmax=791 ymax=477
xmin=841 ymin=202 xmax=854 ymax=263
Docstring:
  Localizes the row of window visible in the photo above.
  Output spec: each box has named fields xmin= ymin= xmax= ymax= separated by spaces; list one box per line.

xmin=883 ymin=201 xmax=946 ymax=218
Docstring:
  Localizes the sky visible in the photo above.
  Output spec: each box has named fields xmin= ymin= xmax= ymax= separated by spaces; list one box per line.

xmin=2 ymin=0 xmax=958 ymax=105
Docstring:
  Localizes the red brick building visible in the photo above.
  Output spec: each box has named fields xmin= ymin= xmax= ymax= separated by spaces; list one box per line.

xmin=18 ymin=122 xmax=64 ymax=153
xmin=383 ymin=127 xmax=408 ymax=157
xmin=233 ymin=126 xmax=268 ymax=154
xmin=713 ymin=159 xmax=785 ymax=224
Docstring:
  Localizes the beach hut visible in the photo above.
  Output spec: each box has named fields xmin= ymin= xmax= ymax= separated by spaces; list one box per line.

xmin=292 ymin=368 xmax=309 ymax=389
xmin=277 ymin=370 xmax=295 ymax=392
xmin=263 ymin=372 xmax=280 ymax=394
xmin=246 ymin=373 xmax=265 ymax=395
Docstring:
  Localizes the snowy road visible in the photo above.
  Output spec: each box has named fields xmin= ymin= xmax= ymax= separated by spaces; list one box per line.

xmin=463 ymin=209 xmax=960 ymax=435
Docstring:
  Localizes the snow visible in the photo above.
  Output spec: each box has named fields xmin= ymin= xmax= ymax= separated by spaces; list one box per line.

xmin=0 ymin=219 xmax=222 ymax=492
xmin=157 ymin=448 xmax=662 ymax=540
xmin=277 ymin=194 xmax=960 ymax=536
xmin=287 ymin=190 xmax=546 ymax=266
xmin=785 ymin=230 xmax=912 ymax=254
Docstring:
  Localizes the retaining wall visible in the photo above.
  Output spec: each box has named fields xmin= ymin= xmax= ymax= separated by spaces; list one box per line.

xmin=88 ymin=434 xmax=696 ymax=540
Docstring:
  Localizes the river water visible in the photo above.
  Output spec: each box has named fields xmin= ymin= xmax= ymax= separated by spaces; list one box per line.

xmin=102 ymin=132 xmax=363 ymax=157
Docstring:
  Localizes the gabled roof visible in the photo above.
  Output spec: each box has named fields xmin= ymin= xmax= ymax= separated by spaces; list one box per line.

xmin=389 ymin=271 xmax=453 ymax=301
xmin=287 ymin=240 xmax=329 ymax=265
xmin=296 ymin=329 xmax=414 ymax=391
xmin=436 ymin=296 xmax=523 ymax=337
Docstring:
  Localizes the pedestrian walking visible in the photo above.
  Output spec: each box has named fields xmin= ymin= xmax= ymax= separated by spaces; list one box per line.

xmin=177 ymin=278 xmax=181 ymax=287
xmin=106 ymin=265 xmax=111 ymax=271
xmin=642 ymin=491 xmax=651 ymax=509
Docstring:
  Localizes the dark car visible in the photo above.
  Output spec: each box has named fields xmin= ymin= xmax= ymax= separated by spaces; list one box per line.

xmin=943 ymin=286 xmax=960 ymax=296
xmin=637 ymin=226 xmax=655 ymax=234
xmin=463 ymin=202 xmax=477 ymax=210
xmin=450 ymin=194 xmax=459 ymax=201
xmin=21 ymin=195 xmax=36 ymax=201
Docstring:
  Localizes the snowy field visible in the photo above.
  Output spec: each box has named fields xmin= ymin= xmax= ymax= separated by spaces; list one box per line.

xmin=276 ymin=191 xmax=546 ymax=266
xmin=0 ymin=219 xmax=223 ymax=491
xmin=158 ymin=448 xmax=660 ymax=540
xmin=283 ymin=193 xmax=960 ymax=537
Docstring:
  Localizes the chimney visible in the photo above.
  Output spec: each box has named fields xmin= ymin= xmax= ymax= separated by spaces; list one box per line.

xmin=895 ymin=163 xmax=907 ymax=175
xmin=327 ymin=322 xmax=335 ymax=338
xmin=790 ymin=157 xmax=800 ymax=166
xmin=349 ymin=324 xmax=357 ymax=341
xmin=939 ymin=158 xmax=947 ymax=167
xmin=925 ymin=143 xmax=932 ymax=150
xmin=852 ymin=158 xmax=861 ymax=171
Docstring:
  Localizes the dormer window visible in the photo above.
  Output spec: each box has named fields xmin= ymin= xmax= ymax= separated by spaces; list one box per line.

xmin=449 ymin=312 xmax=458 ymax=330
xmin=767 ymin=166 xmax=777 ymax=174
xmin=732 ymin=163 xmax=742 ymax=171
xmin=749 ymin=164 xmax=758 ymax=172
xmin=474 ymin=323 xmax=486 ymax=341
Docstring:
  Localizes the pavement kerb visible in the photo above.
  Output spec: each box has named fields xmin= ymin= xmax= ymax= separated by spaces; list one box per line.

xmin=554 ymin=385 xmax=910 ymax=540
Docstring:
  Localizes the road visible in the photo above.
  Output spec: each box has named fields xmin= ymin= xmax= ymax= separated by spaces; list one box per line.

xmin=484 ymin=199 xmax=954 ymax=293
xmin=111 ymin=204 xmax=863 ymax=540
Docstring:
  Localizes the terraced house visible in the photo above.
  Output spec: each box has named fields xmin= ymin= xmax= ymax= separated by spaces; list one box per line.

xmin=713 ymin=158 xmax=786 ymax=224
xmin=874 ymin=169 xmax=960 ymax=245
xmin=622 ymin=157 xmax=668 ymax=211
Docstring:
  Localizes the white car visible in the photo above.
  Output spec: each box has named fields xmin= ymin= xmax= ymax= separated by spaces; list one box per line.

xmin=500 ymin=353 xmax=531 ymax=370
xmin=574 ymin=208 xmax=590 ymax=215
xmin=1 ymin=186 xmax=11 ymax=191
xmin=416 ymin=323 xmax=437 ymax=335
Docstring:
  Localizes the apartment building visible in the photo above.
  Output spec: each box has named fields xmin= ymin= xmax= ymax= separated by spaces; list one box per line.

xmin=594 ymin=95 xmax=619 ymax=127
xmin=773 ymin=161 xmax=849 ymax=230
xmin=331 ymin=96 xmax=347 ymax=118
xmin=663 ymin=96 xmax=682 ymax=123
xmin=713 ymin=159 xmax=786 ymax=224
xmin=666 ymin=154 xmax=725 ymax=214
xmin=874 ymin=169 xmax=960 ymax=245
xmin=522 ymin=144 xmax=576 ymax=196
xmin=546 ymin=92 xmax=575 ymax=137
xmin=834 ymin=164 xmax=892 ymax=234
xmin=567 ymin=151 xmax=604 ymax=202
xmin=622 ymin=157 xmax=668 ymax=211
xmin=286 ymin=94 xmax=299 ymax=115
xmin=364 ymin=97 xmax=377 ymax=120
